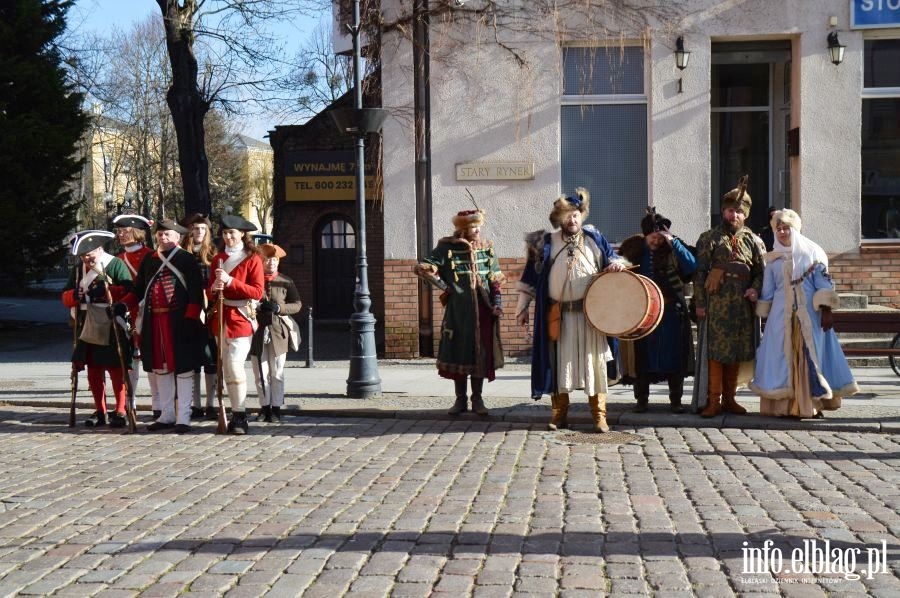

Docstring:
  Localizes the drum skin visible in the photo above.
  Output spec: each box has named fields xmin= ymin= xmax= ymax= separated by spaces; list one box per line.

xmin=583 ymin=270 xmax=664 ymax=340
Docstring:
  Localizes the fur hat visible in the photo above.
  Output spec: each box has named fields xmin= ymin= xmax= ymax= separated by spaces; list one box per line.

xmin=258 ymin=243 xmax=287 ymax=259
xmin=722 ymin=175 xmax=752 ymax=217
xmin=640 ymin=207 xmax=671 ymax=235
xmin=452 ymin=209 xmax=485 ymax=231
xmin=181 ymin=213 xmax=212 ymax=229
xmin=772 ymin=208 xmax=801 ymax=232
xmin=549 ymin=187 xmax=590 ymax=229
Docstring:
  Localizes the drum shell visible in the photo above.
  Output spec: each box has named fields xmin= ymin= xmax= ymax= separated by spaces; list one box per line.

xmin=583 ymin=270 xmax=664 ymax=340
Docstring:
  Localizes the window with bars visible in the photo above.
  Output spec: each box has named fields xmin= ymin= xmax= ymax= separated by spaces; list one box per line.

xmin=560 ymin=45 xmax=648 ymax=243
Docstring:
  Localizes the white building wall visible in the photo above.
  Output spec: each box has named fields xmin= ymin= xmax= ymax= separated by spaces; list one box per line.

xmin=380 ymin=0 xmax=876 ymax=258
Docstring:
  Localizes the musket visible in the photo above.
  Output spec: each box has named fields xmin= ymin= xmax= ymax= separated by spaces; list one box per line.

xmin=215 ymin=291 xmax=228 ymax=434
xmin=68 ymin=268 xmax=80 ymax=427
xmin=96 ymin=265 xmax=138 ymax=433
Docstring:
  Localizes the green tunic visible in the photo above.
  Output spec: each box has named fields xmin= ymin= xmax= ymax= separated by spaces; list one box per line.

xmin=417 ymin=236 xmax=505 ymax=379
xmin=693 ymin=225 xmax=765 ymax=363
xmin=65 ymin=257 xmax=134 ymax=368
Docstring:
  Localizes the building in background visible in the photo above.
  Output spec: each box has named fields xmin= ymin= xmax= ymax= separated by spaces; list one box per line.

xmin=233 ymin=134 xmax=274 ymax=233
xmin=349 ymin=0 xmax=899 ymax=359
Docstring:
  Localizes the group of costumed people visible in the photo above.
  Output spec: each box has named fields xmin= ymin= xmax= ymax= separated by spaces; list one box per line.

xmin=419 ymin=179 xmax=858 ymax=432
xmin=63 ymin=213 xmax=301 ymax=435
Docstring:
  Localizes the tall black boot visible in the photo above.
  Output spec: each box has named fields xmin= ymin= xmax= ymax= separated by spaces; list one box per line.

xmin=634 ymin=379 xmax=650 ymax=413
xmin=667 ymin=375 xmax=685 ymax=413
xmin=470 ymin=377 xmax=488 ymax=416
xmin=448 ymin=378 xmax=468 ymax=415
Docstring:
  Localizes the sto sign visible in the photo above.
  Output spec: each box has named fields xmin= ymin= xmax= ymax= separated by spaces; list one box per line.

xmin=851 ymin=0 xmax=900 ymax=29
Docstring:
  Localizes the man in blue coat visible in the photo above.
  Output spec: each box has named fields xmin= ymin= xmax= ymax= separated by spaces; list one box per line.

xmin=618 ymin=209 xmax=697 ymax=413
xmin=515 ymin=188 xmax=627 ymax=432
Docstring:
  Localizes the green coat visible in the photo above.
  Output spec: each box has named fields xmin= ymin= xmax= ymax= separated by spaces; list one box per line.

xmin=693 ymin=225 xmax=765 ymax=363
xmin=64 ymin=257 xmax=134 ymax=368
xmin=418 ymin=236 xmax=505 ymax=379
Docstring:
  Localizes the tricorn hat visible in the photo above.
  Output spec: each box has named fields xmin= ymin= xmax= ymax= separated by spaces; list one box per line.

xmin=258 ymin=243 xmax=287 ymax=259
xmin=220 ymin=214 xmax=257 ymax=232
xmin=155 ymin=218 xmax=188 ymax=235
xmin=721 ymin=175 xmax=752 ymax=217
xmin=71 ymin=230 xmax=114 ymax=256
xmin=112 ymin=214 xmax=152 ymax=230
xmin=549 ymin=187 xmax=590 ymax=229
xmin=181 ymin=213 xmax=212 ymax=228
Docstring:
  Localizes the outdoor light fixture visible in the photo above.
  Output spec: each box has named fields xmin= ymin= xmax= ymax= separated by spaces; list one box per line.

xmin=827 ymin=31 xmax=845 ymax=65
xmin=674 ymin=36 xmax=690 ymax=70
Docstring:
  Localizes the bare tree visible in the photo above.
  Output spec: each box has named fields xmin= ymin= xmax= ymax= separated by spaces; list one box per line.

xmin=155 ymin=0 xmax=325 ymax=216
xmin=276 ymin=17 xmax=353 ymax=122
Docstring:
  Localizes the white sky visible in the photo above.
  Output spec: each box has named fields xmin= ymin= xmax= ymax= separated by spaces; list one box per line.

xmin=68 ymin=0 xmax=322 ymax=140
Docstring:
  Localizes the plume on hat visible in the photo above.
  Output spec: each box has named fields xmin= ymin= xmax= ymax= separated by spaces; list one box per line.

xmin=722 ymin=174 xmax=752 ymax=217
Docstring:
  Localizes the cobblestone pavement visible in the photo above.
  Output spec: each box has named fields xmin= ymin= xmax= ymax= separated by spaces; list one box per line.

xmin=0 ymin=408 xmax=898 ymax=597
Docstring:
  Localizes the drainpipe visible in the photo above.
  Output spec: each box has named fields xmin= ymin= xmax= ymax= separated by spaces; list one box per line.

xmin=413 ymin=0 xmax=433 ymax=357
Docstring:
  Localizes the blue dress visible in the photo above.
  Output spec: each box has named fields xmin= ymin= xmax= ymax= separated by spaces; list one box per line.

xmin=750 ymin=257 xmax=858 ymax=417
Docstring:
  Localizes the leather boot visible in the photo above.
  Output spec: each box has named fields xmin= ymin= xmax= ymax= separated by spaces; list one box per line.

xmin=255 ymin=405 xmax=271 ymax=423
xmin=470 ymin=377 xmax=488 ymax=416
xmin=667 ymin=375 xmax=685 ymax=414
xmin=701 ymin=360 xmax=723 ymax=417
xmin=548 ymin=393 xmax=570 ymax=430
xmin=588 ymin=394 xmax=610 ymax=433
xmin=448 ymin=378 xmax=468 ymax=415
xmin=633 ymin=380 xmax=650 ymax=413
xmin=271 ymin=406 xmax=282 ymax=422
xmin=230 ymin=411 xmax=249 ymax=435
xmin=722 ymin=363 xmax=747 ymax=415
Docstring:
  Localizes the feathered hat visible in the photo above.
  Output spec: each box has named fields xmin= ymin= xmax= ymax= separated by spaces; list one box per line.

xmin=640 ymin=206 xmax=672 ymax=235
xmin=721 ymin=174 xmax=752 ymax=217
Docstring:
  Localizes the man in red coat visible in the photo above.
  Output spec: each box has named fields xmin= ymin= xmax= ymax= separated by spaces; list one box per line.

xmin=118 ymin=219 xmax=206 ymax=433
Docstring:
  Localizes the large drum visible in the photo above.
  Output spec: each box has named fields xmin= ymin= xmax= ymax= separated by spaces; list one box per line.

xmin=583 ymin=270 xmax=664 ymax=340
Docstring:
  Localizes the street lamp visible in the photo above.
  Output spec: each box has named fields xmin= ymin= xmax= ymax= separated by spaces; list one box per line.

xmin=329 ymin=0 xmax=386 ymax=399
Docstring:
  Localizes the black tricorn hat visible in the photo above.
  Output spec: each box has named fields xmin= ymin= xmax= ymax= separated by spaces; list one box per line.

xmin=220 ymin=214 xmax=257 ymax=233
xmin=155 ymin=218 xmax=188 ymax=235
xmin=71 ymin=230 xmax=115 ymax=256
xmin=112 ymin=214 xmax=152 ymax=230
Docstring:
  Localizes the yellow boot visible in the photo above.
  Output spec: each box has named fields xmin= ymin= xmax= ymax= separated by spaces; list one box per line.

xmin=588 ymin=394 xmax=610 ymax=433
xmin=548 ymin=393 xmax=570 ymax=431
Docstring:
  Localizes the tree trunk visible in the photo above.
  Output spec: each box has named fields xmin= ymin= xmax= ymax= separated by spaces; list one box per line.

xmin=158 ymin=0 xmax=211 ymax=217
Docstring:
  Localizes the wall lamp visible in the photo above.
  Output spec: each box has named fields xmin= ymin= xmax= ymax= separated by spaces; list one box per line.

xmin=674 ymin=36 xmax=690 ymax=70
xmin=827 ymin=31 xmax=845 ymax=65
xmin=674 ymin=36 xmax=690 ymax=93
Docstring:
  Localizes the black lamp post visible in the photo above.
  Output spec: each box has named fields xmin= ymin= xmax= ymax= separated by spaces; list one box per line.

xmin=329 ymin=0 xmax=387 ymax=399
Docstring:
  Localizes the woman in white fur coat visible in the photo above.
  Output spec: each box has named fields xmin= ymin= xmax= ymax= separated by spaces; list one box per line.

xmin=750 ymin=209 xmax=858 ymax=418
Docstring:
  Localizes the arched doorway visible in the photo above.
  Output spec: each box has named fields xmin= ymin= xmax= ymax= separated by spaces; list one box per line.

xmin=315 ymin=216 xmax=356 ymax=319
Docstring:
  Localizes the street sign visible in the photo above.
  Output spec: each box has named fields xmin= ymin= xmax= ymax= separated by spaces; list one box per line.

xmin=851 ymin=0 xmax=900 ymax=29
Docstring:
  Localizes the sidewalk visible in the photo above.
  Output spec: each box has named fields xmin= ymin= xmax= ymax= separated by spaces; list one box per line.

xmin=1 ymin=297 xmax=898 ymax=433
xmin=2 ymin=353 xmax=899 ymax=434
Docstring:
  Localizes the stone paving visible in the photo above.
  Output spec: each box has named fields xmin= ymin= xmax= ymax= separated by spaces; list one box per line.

xmin=0 ymin=408 xmax=898 ymax=597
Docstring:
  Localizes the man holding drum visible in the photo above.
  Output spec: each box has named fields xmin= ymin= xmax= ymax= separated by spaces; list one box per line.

xmin=618 ymin=208 xmax=697 ymax=413
xmin=692 ymin=176 xmax=765 ymax=417
xmin=515 ymin=188 xmax=627 ymax=433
